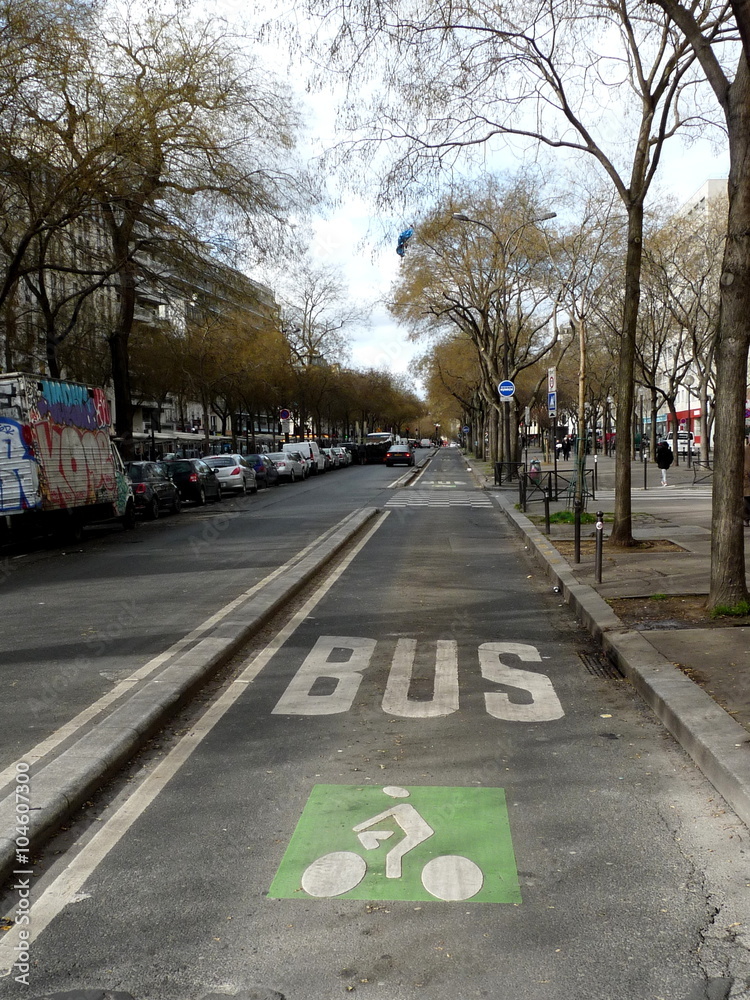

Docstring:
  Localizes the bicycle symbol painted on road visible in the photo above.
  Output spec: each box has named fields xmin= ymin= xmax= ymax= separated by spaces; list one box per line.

xmin=268 ymin=784 xmax=521 ymax=904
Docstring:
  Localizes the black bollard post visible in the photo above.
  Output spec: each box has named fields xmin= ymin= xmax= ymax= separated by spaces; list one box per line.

xmin=643 ymin=453 xmax=648 ymax=490
xmin=543 ymin=489 xmax=551 ymax=535
xmin=573 ymin=498 xmax=582 ymax=564
xmin=595 ymin=509 xmax=604 ymax=583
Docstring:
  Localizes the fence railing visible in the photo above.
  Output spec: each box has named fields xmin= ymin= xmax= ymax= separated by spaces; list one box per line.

xmin=494 ymin=462 xmax=526 ymax=486
xmin=519 ymin=468 xmax=595 ymax=512
xmin=692 ymin=460 xmax=713 ymax=486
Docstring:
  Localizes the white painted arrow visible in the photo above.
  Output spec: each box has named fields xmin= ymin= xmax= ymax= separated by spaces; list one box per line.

xmin=358 ymin=830 xmax=394 ymax=850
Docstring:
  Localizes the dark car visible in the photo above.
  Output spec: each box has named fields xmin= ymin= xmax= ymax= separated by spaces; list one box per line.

xmin=125 ymin=461 xmax=182 ymax=519
xmin=163 ymin=459 xmax=222 ymax=505
xmin=244 ymin=453 xmax=280 ymax=488
xmin=385 ymin=444 xmax=415 ymax=467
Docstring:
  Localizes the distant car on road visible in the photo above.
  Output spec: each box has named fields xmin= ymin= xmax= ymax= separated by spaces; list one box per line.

xmin=163 ymin=459 xmax=222 ymax=505
xmin=332 ymin=446 xmax=351 ymax=466
xmin=385 ymin=444 xmax=416 ymax=467
xmin=285 ymin=450 xmax=311 ymax=478
xmin=267 ymin=452 xmax=304 ymax=483
xmin=322 ymin=447 xmax=341 ymax=469
xmin=244 ymin=453 xmax=280 ymax=488
xmin=125 ymin=461 xmax=182 ymax=519
xmin=205 ymin=454 xmax=257 ymax=494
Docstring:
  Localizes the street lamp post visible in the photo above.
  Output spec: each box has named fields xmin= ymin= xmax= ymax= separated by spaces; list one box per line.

xmin=684 ymin=374 xmax=695 ymax=469
xmin=451 ymin=210 xmax=556 ymax=467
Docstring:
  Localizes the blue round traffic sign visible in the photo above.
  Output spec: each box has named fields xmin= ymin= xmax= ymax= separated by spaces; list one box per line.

xmin=498 ymin=380 xmax=515 ymax=398
xmin=279 ymin=408 xmax=291 ymax=420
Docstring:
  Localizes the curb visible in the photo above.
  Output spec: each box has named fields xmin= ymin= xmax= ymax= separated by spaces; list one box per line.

xmin=494 ymin=490 xmax=750 ymax=829
xmin=0 ymin=507 xmax=379 ymax=887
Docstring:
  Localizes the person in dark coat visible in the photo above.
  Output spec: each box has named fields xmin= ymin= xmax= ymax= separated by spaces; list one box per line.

xmin=656 ymin=440 xmax=673 ymax=486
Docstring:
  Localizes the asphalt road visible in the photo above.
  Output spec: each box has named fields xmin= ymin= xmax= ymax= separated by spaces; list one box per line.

xmin=0 ymin=461 xmax=398 ymax=769
xmin=1 ymin=449 xmax=749 ymax=1000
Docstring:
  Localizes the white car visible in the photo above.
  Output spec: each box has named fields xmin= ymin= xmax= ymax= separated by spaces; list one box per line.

xmin=332 ymin=446 xmax=351 ymax=466
xmin=285 ymin=449 xmax=311 ymax=478
xmin=205 ymin=454 xmax=257 ymax=494
xmin=267 ymin=452 xmax=305 ymax=483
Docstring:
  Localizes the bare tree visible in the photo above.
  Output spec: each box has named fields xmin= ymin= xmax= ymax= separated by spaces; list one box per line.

xmin=306 ymin=0 xmax=719 ymax=545
xmin=2 ymin=2 xmax=312 ymax=446
xmin=647 ymin=0 xmax=750 ymax=608
xmin=390 ymin=175 xmax=559 ymax=463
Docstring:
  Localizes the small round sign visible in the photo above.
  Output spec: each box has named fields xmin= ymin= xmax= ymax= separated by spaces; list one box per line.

xmin=279 ymin=408 xmax=291 ymax=420
xmin=462 ymin=425 xmax=470 ymax=433
xmin=498 ymin=380 xmax=515 ymax=399
xmin=596 ymin=521 xmax=604 ymax=531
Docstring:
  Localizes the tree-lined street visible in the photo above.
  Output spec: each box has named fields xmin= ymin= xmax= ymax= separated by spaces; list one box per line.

xmin=1 ymin=449 xmax=748 ymax=999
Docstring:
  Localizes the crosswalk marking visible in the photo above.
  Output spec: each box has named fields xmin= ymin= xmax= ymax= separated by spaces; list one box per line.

xmin=386 ymin=490 xmax=493 ymax=508
xmin=591 ymin=487 xmax=713 ymax=501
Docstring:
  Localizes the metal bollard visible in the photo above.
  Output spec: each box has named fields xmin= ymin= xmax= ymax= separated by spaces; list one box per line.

xmin=593 ymin=454 xmax=598 ymax=492
xmin=643 ymin=453 xmax=648 ymax=490
xmin=543 ymin=489 xmax=551 ymax=535
xmin=595 ymin=509 xmax=604 ymax=583
xmin=573 ymin=498 xmax=582 ymax=564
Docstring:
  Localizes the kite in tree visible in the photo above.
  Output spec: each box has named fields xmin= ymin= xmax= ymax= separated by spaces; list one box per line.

xmin=396 ymin=228 xmax=414 ymax=257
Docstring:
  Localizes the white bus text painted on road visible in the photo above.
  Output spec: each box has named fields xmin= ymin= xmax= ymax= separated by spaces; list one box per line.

xmin=272 ymin=636 xmax=376 ymax=716
xmin=382 ymin=638 xmax=459 ymax=718
xmin=479 ymin=642 xmax=564 ymax=721
xmin=272 ymin=637 xmax=564 ymax=720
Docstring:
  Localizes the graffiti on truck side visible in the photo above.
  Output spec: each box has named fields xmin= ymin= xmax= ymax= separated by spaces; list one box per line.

xmin=0 ymin=418 xmax=38 ymax=511
xmin=33 ymin=423 xmax=115 ymax=509
xmin=33 ymin=380 xmax=111 ymax=431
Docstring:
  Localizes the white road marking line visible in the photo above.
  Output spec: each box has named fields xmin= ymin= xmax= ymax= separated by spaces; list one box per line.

xmin=0 ymin=512 xmax=390 ymax=971
xmin=0 ymin=514 xmax=361 ymax=792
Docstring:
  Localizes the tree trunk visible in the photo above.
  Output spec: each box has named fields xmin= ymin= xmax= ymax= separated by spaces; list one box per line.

xmin=709 ymin=61 xmax=750 ymax=608
xmin=610 ymin=201 xmax=643 ymax=546
xmin=108 ymin=224 xmax=136 ymax=455
xmin=109 ymin=265 xmax=135 ymax=454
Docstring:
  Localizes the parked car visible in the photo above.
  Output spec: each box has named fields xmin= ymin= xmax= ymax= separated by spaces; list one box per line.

xmin=321 ymin=447 xmax=341 ymax=469
xmin=163 ymin=459 xmax=222 ymax=505
xmin=332 ymin=446 xmax=351 ymax=466
xmin=282 ymin=440 xmax=325 ymax=474
xmin=670 ymin=430 xmax=697 ymax=456
xmin=340 ymin=442 xmax=366 ymax=465
xmin=284 ymin=449 xmax=311 ymax=479
xmin=385 ymin=444 xmax=416 ymax=467
xmin=125 ymin=461 xmax=182 ymax=519
xmin=420 ymin=438 xmax=433 ymax=449
xmin=268 ymin=452 xmax=305 ymax=482
xmin=205 ymin=454 xmax=257 ymax=494
xmin=244 ymin=453 xmax=280 ymax=488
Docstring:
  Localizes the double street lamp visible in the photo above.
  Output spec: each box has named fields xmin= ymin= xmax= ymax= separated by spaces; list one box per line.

xmin=451 ymin=210 xmax=557 ymax=465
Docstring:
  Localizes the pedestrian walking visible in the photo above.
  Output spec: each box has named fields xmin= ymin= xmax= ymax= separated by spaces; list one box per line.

xmin=656 ymin=440 xmax=673 ymax=486
xmin=743 ymin=438 xmax=750 ymax=526
xmin=562 ymin=437 xmax=571 ymax=461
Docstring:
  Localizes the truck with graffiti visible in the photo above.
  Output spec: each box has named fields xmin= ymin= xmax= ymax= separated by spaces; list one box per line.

xmin=0 ymin=373 xmax=135 ymax=542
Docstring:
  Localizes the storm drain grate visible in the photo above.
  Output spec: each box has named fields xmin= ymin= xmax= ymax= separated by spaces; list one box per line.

xmin=577 ymin=650 xmax=623 ymax=679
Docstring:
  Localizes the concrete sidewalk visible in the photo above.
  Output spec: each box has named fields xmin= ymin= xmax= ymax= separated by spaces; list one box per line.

xmin=475 ymin=449 xmax=750 ymax=830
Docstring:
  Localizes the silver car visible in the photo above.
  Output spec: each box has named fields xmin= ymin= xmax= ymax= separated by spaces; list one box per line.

xmin=268 ymin=452 xmax=304 ymax=483
xmin=205 ymin=454 xmax=257 ymax=494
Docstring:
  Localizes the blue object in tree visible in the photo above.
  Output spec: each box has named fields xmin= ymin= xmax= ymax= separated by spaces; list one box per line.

xmin=396 ymin=227 xmax=414 ymax=257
